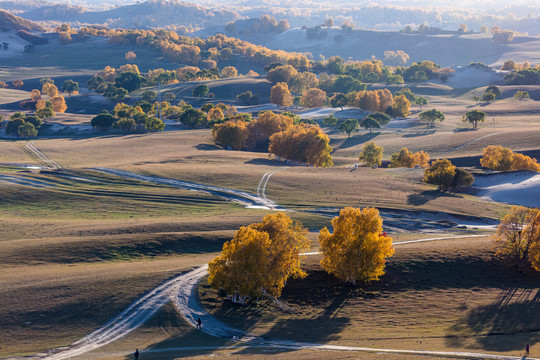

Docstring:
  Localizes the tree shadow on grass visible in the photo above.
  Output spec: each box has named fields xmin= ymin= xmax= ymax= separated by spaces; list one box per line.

xmin=332 ymin=132 xmax=379 ymax=150
xmin=195 ymin=143 xmax=221 ymax=151
xmin=453 ymin=127 xmax=479 ymax=132
xmin=446 ymin=288 xmax=540 ymax=351
xmin=407 ymin=190 xmax=460 ymax=206
xmin=401 ymin=129 xmax=436 ymax=138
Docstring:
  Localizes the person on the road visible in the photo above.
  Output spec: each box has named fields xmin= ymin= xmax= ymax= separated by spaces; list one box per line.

xmin=197 ymin=317 xmax=202 ymax=329
xmin=134 ymin=348 xmax=139 ymax=360
xmin=525 ymin=344 xmax=530 ymax=358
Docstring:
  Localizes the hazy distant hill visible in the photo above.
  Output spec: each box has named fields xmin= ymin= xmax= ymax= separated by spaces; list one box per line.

xmin=197 ymin=26 xmax=540 ymax=67
xmin=22 ymin=0 xmax=241 ymax=29
xmin=0 ymin=9 xmax=45 ymax=31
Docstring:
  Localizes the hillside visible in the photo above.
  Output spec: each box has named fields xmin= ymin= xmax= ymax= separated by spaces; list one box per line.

xmin=21 ymin=0 xmax=241 ymax=29
xmin=199 ymin=27 xmax=540 ymax=68
xmin=0 ymin=9 xmax=44 ymax=32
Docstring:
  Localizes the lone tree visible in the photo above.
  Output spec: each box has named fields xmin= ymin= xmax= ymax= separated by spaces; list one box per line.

xmin=91 ymin=112 xmax=115 ymax=129
xmin=61 ymin=80 xmax=79 ymax=95
xmin=338 ymin=118 xmax=359 ymax=138
xmin=208 ymin=213 xmax=309 ymax=304
xmin=330 ymin=92 xmax=348 ymax=110
xmin=423 ymin=158 xmax=456 ymax=191
xmin=192 ymin=84 xmax=209 ymax=99
xmin=419 ymin=109 xmax=445 ymax=127
xmin=462 ymin=110 xmax=486 ymax=128
xmin=485 ymin=85 xmax=501 ymax=97
xmin=359 ymin=141 xmax=383 ymax=166
xmin=495 ymin=206 xmax=540 ymax=272
xmin=270 ymin=82 xmax=293 ymax=107
xmin=322 ymin=115 xmax=338 ymax=128
xmin=514 ymin=91 xmax=530 ymax=101
xmin=360 ymin=116 xmax=380 ymax=133
xmin=319 ymin=207 xmax=395 ymax=284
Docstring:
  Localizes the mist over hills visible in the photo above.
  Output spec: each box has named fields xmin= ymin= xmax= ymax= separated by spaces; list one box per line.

xmin=2 ymin=0 xmax=539 ymax=35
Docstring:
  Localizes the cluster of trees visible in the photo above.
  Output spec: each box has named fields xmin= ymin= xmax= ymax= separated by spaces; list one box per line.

xmin=423 ymin=159 xmax=474 ymax=192
xmin=502 ymin=61 xmax=540 ymax=85
xmin=224 ymin=15 xmax=290 ymax=36
xmin=495 ymin=206 xmax=540 ymax=273
xmin=0 ymin=80 xmax=24 ymax=89
xmin=21 ymin=78 xmax=68 ymax=114
xmin=462 ymin=110 xmax=486 ymax=128
xmin=209 ymin=209 xmax=395 ymax=304
xmin=480 ymin=145 xmax=540 ymax=172
xmin=4 ymin=112 xmax=42 ymax=138
xmin=208 ymin=213 xmax=309 ymax=304
xmin=86 ymin=28 xmax=308 ymax=68
xmin=514 ymin=91 xmax=529 ymax=101
xmin=268 ymin=124 xmax=333 ymax=167
xmin=90 ymin=102 xmax=165 ymax=133
xmin=389 ymin=148 xmax=430 ymax=168
xmin=394 ymin=88 xmax=428 ymax=109
xmin=419 ymin=108 xmax=445 ymax=127
xmin=212 ymin=111 xmax=333 ymax=166
xmin=88 ymin=66 xmax=145 ymax=101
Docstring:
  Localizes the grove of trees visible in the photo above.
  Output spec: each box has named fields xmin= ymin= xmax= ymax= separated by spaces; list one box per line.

xmin=480 ymin=145 xmax=540 ymax=172
xmin=208 ymin=213 xmax=309 ymax=304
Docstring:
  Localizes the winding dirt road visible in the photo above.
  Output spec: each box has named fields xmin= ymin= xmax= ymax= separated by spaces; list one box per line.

xmin=10 ymin=143 xmax=533 ymax=360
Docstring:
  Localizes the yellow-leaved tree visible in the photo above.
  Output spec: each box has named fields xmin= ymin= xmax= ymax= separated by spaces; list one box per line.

xmin=319 ymin=207 xmax=394 ymax=284
xmin=495 ymin=206 xmax=540 ymax=272
xmin=208 ymin=227 xmax=271 ymax=304
xmin=480 ymin=145 xmax=540 ymax=172
xmin=208 ymin=213 xmax=309 ymax=304
xmin=211 ymin=120 xmax=249 ymax=150
xmin=389 ymin=148 xmax=430 ymax=168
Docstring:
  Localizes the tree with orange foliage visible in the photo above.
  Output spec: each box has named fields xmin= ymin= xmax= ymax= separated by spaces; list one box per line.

xmin=246 ymin=111 xmax=293 ymax=149
xmin=269 ymin=124 xmax=333 ymax=167
xmin=30 ymin=89 xmax=42 ymax=101
xmin=495 ymin=206 xmax=540 ymax=272
xmin=267 ymin=65 xmax=298 ymax=83
xmin=319 ymin=207 xmax=394 ymax=284
xmin=51 ymin=96 xmax=67 ymax=113
xmin=390 ymin=148 xmax=430 ymax=168
xmin=480 ymin=145 xmax=540 ymax=172
xmin=212 ymin=120 xmax=249 ymax=150
xmin=12 ymin=80 xmax=23 ymax=88
xmin=125 ymin=51 xmax=136 ymax=60
xmin=300 ymin=88 xmax=327 ymax=108
xmin=270 ymin=82 xmax=293 ymax=107
xmin=221 ymin=66 xmax=238 ymax=78
xmin=207 ymin=107 xmax=224 ymax=124
xmin=42 ymin=83 xmax=59 ymax=98
xmin=208 ymin=213 xmax=309 ymax=303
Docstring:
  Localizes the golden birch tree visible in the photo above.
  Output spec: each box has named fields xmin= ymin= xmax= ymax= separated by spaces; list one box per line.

xmin=319 ymin=207 xmax=394 ymax=284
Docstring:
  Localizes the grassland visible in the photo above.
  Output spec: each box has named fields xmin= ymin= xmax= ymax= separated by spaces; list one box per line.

xmin=0 ymin=35 xmax=539 ymax=359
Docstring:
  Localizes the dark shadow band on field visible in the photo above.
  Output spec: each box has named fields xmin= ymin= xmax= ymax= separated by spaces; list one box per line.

xmin=446 ymin=288 xmax=540 ymax=351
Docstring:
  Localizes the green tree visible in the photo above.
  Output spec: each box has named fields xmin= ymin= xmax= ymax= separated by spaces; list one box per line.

xmin=338 ymin=118 xmax=358 ymax=138
xmin=145 ymin=117 xmax=165 ymax=132
xmin=114 ymin=72 xmax=144 ymax=93
xmin=91 ymin=112 xmax=115 ymax=129
xmin=104 ymin=85 xmax=128 ymax=101
xmin=35 ymin=107 xmax=55 ymax=122
xmin=485 ymin=85 xmax=501 ymax=97
xmin=323 ymin=115 xmax=338 ymax=128
xmin=368 ymin=112 xmax=391 ymax=125
xmin=319 ymin=207 xmax=394 ymax=284
xmin=193 ymin=84 xmax=210 ymax=99
xmin=462 ymin=110 xmax=486 ymax=128
xmin=114 ymin=118 xmax=137 ymax=133
xmin=419 ymin=109 xmax=445 ymax=127
xmin=5 ymin=118 xmax=25 ymax=136
xmin=451 ymin=168 xmax=475 ymax=190
xmin=423 ymin=159 xmax=456 ymax=191
xmin=236 ymin=91 xmax=259 ymax=105
xmin=330 ymin=93 xmax=348 ymax=110
xmin=17 ymin=122 xmax=37 ymax=138
xmin=482 ymin=91 xmax=496 ymax=103
xmin=61 ymin=79 xmax=79 ymax=95
xmin=359 ymin=141 xmax=383 ymax=166
xmin=360 ymin=116 xmax=380 ymax=133
xmin=24 ymin=115 xmax=42 ymax=129
xmin=88 ymin=75 xmax=106 ymax=93
xmin=514 ymin=91 xmax=530 ymax=101
xmin=180 ymin=108 xmax=206 ymax=127
xmin=415 ymin=96 xmax=428 ymax=109
xmin=141 ymin=90 xmax=157 ymax=102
